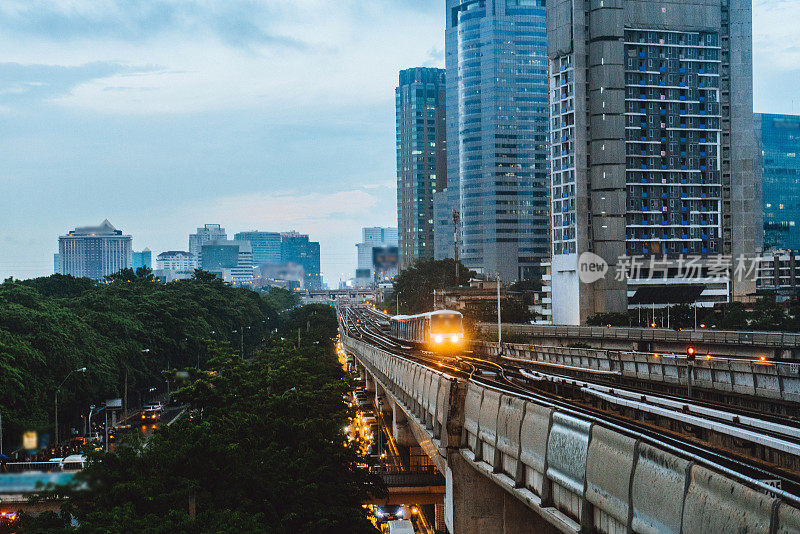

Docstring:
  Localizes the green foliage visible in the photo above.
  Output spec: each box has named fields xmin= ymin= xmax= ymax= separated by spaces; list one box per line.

xmin=260 ymin=287 xmax=301 ymax=313
xmin=389 ymin=259 xmax=475 ymax=315
xmin=463 ymin=298 xmax=532 ymax=324
xmin=18 ymin=303 xmax=378 ymax=533
xmin=0 ymin=270 xmax=276 ymax=453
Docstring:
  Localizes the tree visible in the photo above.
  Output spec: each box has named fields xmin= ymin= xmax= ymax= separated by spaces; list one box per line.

xmin=23 ymin=306 xmax=377 ymax=533
xmin=389 ymin=259 xmax=475 ymax=314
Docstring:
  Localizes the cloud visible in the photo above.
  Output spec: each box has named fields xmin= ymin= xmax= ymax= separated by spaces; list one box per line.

xmin=0 ymin=0 xmax=445 ymax=115
xmin=0 ymin=62 xmax=160 ymax=108
xmin=0 ymin=1 xmax=306 ymax=49
xmin=362 ymin=180 xmax=396 ymax=190
xmin=753 ymin=0 xmax=800 ymax=113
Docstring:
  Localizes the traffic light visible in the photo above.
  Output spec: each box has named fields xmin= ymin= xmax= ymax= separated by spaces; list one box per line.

xmin=686 ymin=346 xmax=696 ymax=361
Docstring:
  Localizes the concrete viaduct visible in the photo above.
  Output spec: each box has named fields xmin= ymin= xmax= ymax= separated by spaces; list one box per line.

xmin=342 ymin=333 xmax=800 ymax=534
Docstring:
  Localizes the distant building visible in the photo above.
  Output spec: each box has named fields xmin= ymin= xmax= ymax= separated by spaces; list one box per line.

xmin=156 ymin=251 xmax=197 ymax=271
xmin=132 ymin=249 xmax=152 ymax=271
xmin=757 ymin=113 xmax=800 ymax=251
xmin=356 ymin=227 xmax=399 ymax=286
xmin=54 ymin=253 xmax=61 ymax=274
xmin=233 ymin=231 xmax=282 ymax=266
xmin=254 ymin=263 xmax=304 ymax=291
xmin=201 ymin=240 xmax=253 ymax=285
xmin=757 ymin=250 xmax=800 ymax=298
xmin=189 ymin=224 xmax=227 ymax=263
xmin=396 ymin=67 xmax=446 ymax=269
xmin=58 ymin=219 xmax=132 ymax=280
xmin=281 ymin=231 xmax=322 ymax=290
xmin=433 ymin=191 xmax=454 ymax=261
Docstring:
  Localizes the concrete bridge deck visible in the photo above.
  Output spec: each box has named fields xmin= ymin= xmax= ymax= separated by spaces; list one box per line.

xmin=342 ymin=329 xmax=800 ymax=534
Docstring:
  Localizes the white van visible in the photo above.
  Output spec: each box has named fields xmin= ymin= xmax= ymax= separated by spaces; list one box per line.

xmin=387 ymin=519 xmax=414 ymax=534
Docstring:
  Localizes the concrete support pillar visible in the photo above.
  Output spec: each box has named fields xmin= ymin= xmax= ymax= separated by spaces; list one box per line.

xmin=392 ymin=403 xmax=416 ymax=447
xmin=364 ymin=374 xmax=375 ymax=393
xmin=445 ymin=452 xmax=557 ymax=534
xmin=375 ymin=384 xmax=391 ymax=415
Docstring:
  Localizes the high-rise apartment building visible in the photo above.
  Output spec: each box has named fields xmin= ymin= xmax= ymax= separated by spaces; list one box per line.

xmin=396 ymin=67 xmax=447 ymax=268
xmin=58 ymin=219 xmax=132 ymax=280
xmin=756 ymin=113 xmax=800 ymax=251
xmin=234 ymin=231 xmax=282 ymax=266
xmin=548 ymin=0 xmax=761 ymax=324
xmin=281 ymin=231 xmax=322 ymax=290
xmin=189 ymin=224 xmax=227 ymax=262
xmin=443 ymin=0 xmax=550 ymax=282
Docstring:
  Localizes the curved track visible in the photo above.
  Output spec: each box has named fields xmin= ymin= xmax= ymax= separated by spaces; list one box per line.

xmin=340 ymin=304 xmax=800 ymax=504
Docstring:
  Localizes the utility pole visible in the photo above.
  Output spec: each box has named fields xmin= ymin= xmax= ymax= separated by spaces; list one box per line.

xmin=55 ymin=367 xmax=86 ymax=449
xmin=123 ymin=369 xmax=128 ymax=418
xmin=497 ymin=274 xmax=502 ymax=347
xmin=452 ymin=210 xmax=460 ymax=282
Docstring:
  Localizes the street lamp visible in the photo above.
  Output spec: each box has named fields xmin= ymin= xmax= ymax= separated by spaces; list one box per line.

xmin=232 ymin=326 xmax=251 ymax=361
xmin=55 ymin=367 xmax=87 ymax=448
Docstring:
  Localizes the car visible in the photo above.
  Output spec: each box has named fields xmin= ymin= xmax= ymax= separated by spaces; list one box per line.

xmin=0 ymin=511 xmax=18 ymax=523
xmin=387 ymin=519 xmax=414 ymax=534
xmin=60 ymin=454 xmax=87 ymax=471
xmin=141 ymin=405 xmax=162 ymax=421
xmin=373 ymin=505 xmax=405 ymax=523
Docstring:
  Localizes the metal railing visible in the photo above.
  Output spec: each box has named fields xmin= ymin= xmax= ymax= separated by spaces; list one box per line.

xmin=479 ymin=323 xmax=800 ymax=349
xmin=2 ymin=461 xmax=84 ymax=473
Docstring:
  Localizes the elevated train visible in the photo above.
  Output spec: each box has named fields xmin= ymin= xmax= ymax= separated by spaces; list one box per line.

xmin=389 ymin=310 xmax=464 ymax=352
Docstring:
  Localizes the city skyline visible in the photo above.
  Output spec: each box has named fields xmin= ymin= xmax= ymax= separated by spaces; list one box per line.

xmin=0 ymin=0 xmax=797 ymax=286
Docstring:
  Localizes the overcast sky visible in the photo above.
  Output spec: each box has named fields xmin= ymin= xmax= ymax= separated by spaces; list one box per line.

xmin=0 ymin=0 xmax=797 ymax=286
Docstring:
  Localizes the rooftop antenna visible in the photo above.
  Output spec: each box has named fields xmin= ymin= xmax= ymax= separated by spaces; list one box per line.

xmin=452 ymin=210 xmax=461 ymax=283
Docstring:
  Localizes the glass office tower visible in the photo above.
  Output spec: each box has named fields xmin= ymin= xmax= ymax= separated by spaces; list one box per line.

xmin=757 ymin=113 xmax=800 ymax=251
xmin=445 ymin=0 xmax=550 ymax=282
xmin=396 ymin=67 xmax=447 ymax=269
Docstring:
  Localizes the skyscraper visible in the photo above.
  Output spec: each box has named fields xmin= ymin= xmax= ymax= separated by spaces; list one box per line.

xmin=756 ymin=113 xmax=800 ymax=251
xmin=280 ymin=231 xmax=322 ymax=290
xmin=189 ymin=224 xmax=227 ymax=262
xmin=444 ymin=0 xmax=550 ymax=282
xmin=548 ymin=0 xmax=762 ymax=324
xmin=234 ymin=231 xmax=282 ymax=266
xmin=396 ymin=67 xmax=447 ymax=269
xmin=58 ymin=219 xmax=132 ymax=280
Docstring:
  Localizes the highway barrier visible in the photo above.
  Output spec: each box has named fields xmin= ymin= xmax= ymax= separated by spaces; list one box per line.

xmin=474 ymin=341 xmax=800 ymax=404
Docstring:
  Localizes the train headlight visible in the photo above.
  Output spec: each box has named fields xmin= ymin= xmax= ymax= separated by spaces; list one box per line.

xmin=434 ymin=335 xmax=444 ymax=344
xmin=451 ymin=334 xmax=460 ymax=343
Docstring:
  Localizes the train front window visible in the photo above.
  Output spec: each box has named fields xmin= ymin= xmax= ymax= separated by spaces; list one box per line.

xmin=431 ymin=314 xmax=461 ymax=334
